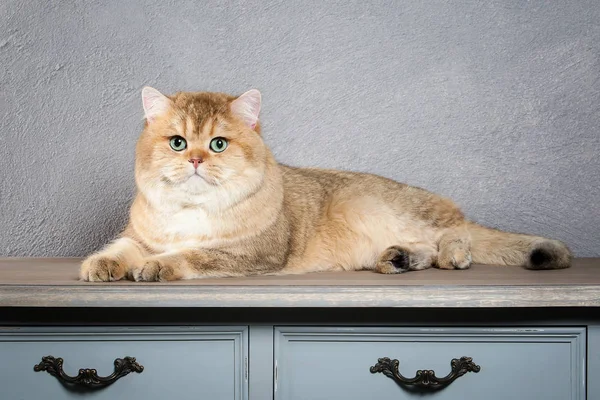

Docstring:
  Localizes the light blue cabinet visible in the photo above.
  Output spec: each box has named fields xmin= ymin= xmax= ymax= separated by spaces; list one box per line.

xmin=0 ymin=324 xmax=594 ymax=399
xmin=1 ymin=259 xmax=600 ymax=399
xmin=0 ymin=327 xmax=248 ymax=400
xmin=274 ymin=327 xmax=586 ymax=400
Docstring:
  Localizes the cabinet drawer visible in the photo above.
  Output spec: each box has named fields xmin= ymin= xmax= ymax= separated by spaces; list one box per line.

xmin=0 ymin=326 xmax=248 ymax=400
xmin=275 ymin=327 xmax=585 ymax=400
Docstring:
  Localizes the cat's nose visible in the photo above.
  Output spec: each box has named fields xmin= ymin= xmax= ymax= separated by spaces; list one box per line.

xmin=188 ymin=158 xmax=203 ymax=169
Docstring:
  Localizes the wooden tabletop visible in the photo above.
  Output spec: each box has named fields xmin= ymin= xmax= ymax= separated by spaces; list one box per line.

xmin=0 ymin=258 xmax=599 ymax=308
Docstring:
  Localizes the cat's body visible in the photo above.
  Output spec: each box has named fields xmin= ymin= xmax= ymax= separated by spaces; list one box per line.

xmin=80 ymin=88 xmax=571 ymax=282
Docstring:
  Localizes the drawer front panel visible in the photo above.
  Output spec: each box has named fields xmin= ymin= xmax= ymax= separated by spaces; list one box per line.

xmin=0 ymin=326 xmax=247 ymax=400
xmin=275 ymin=327 xmax=585 ymax=400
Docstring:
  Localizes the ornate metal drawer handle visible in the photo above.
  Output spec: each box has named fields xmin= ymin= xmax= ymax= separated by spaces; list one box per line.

xmin=34 ymin=355 xmax=144 ymax=389
xmin=370 ymin=356 xmax=480 ymax=390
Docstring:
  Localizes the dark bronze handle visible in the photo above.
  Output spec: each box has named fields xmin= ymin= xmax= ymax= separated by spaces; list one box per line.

xmin=370 ymin=356 xmax=480 ymax=390
xmin=34 ymin=355 xmax=143 ymax=389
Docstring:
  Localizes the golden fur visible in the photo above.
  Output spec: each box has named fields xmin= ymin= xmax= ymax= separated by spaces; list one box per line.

xmin=80 ymin=88 xmax=572 ymax=282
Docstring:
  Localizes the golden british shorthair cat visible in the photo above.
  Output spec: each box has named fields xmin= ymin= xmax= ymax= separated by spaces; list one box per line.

xmin=80 ymin=87 xmax=571 ymax=281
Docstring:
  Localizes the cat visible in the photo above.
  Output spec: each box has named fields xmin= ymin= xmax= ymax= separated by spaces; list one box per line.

xmin=80 ymin=87 xmax=572 ymax=282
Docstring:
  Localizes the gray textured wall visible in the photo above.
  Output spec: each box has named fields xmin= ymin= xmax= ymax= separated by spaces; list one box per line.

xmin=1 ymin=0 xmax=599 ymax=257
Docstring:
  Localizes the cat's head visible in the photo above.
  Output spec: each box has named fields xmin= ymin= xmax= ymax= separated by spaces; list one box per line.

xmin=135 ymin=87 xmax=269 ymax=209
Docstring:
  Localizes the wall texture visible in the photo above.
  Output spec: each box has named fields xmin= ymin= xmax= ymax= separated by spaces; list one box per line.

xmin=1 ymin=0 xmax=599 ymax=257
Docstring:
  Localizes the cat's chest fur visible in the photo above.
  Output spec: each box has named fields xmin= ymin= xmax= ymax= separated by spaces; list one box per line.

xmin=162 ymin=207 xmax=213 ymax=238
xmin=144 ymin=206 xmax=221 ymax=252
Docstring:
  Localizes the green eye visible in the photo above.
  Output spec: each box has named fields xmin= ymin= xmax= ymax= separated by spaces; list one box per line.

xmin=169 ymin=136 xmax=187 ymax=151
xmin=209 ymin=137 xmax=228 ymax=153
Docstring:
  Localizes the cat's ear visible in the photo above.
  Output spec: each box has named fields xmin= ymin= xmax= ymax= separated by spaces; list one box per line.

xmin=142 ymin=86 xmax=171 ymax=123
xmin=231 ymin=89 xmax=261 ymax=129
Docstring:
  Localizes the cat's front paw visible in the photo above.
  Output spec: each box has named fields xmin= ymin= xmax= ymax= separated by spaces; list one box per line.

xmin=80 ymin=255 xmax=127 ymax=282
xmin=132 ymin=257 xmax=183 ymax=282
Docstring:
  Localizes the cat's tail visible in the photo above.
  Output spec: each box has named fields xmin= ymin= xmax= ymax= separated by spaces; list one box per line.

xmin=466 ymin=222 xmax=572 ymax=269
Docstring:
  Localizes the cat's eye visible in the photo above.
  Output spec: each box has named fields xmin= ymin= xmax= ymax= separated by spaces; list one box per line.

xmin=209 ymin=137 xmax=228 ymax=153
xmin=169 ymin=136 xmax=187 ymax=151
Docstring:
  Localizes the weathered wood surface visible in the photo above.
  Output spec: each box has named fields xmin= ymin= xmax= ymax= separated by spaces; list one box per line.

xmin=0 ymin=258 xmax=599 ymax=308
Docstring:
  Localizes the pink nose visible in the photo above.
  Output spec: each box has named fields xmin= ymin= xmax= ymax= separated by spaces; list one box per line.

xmin=189 ymin=158 xmax=203 ymax=169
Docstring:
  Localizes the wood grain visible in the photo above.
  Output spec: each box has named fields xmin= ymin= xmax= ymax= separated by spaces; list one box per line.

xmin=0 ymin=258 xmax=599 ymax=308
xmin=1 ymin=258 xmax=600 ymax=286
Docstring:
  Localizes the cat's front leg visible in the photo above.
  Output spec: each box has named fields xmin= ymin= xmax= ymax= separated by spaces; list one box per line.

xmin=80 ymin=237 xmax=146 ymax=282
xmin=132 ymin=249 xmax=266 ymax=281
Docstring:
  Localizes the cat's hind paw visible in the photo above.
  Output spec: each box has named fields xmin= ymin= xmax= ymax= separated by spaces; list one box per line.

xmin=437 ymin=248 xmax=472 ymax=270
xmin=375 ymin=246 xmax=412 ymax=274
